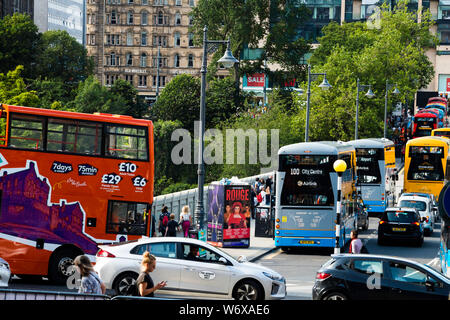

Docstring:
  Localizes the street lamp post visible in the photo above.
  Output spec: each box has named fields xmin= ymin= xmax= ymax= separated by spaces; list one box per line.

xmin=384 ymin=80 xmax=400 ymax=138
xmin=305 ymin=65 xmax=332 ymax=142
xmin=155 ymin=46 xmax=161 ymax=101
xmin=333 ymin=159 xmax=347 ymax=254
xmin=194 ymin=26 xmax=239 ymax=232
xmin=355 ymin=78 xmax=375 ymax=140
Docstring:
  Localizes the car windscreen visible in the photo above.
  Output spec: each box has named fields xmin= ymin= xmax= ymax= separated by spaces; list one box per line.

xmin=407 ymin=146 xmax=444 ymax=181
xmin=355 ymin=148 xmax=382 ymax=184
xmin=385 ymin=211 xmax=418 ymax=223
xmin=279 ymin=154 xmax=336 ymax=206
xmin=399 ymin=200 xmax=427 ymax=211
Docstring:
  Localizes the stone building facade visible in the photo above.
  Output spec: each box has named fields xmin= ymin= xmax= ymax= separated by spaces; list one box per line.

xmin=86 ymin=0 xmax=203 ymax=103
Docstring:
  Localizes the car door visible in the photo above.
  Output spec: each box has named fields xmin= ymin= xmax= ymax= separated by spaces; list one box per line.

xmin=344 ymin=259 xmax=390 ymax=299
xmin=178 ymin=243 xmax=232 ymax=295
xmin=385 ymin=261 xmax=448 ymax=300
xmin=131 ymin=242 xmax=181 ymax=290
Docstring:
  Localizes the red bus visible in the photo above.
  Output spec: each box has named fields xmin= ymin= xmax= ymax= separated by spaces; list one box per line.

xmin=0 ymin=104 xmax=154 ymax=283
xmin=413 ymin=112 xmax=438 ymax=139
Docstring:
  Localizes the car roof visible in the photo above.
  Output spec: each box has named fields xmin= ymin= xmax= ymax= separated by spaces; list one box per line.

xmin=398 ymin=195 xmax=429 ymax=202
xmin=331 ymin=254 xmax=425 ymax=266
xmin=385 ymin=207 xmax=418 ymax=212
xmin=402 ymin=192 xmax=432 ymax=198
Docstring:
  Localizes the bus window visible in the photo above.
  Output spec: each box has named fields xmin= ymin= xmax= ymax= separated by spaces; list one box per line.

xmin=47 ymin=119 xmax=101 ymax=155
xmin=10 ymin=114 xmax=44 ymax=150
xmin=407 ymin=146 xmax=444 ymax=181
xmin=356 ymin=148 xmax=382 ymax=184
xmin=279 ymin=155 xmax=335 ymax=206
xmin=105 ymin=125 xmax=148 ymax=160
xmin=106 ymin=201 xmax=149 ymax=235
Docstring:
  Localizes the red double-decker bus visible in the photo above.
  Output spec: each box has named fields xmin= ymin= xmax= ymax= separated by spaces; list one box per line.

xmin=413 ymin=112 xmax=438 ymax=139
xmin=0 ymin=104 xmax=154 ymax=283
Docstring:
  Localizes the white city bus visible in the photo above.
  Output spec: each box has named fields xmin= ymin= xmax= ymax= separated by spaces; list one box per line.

xmin=274 ymin=141 xmax=357 ymax=250
xmin=346 ymin=138 xmax=397 ymax=217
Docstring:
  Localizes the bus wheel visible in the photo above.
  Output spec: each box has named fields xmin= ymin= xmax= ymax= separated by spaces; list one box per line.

xmin=48 ymin=248 xmax=81 ymax=285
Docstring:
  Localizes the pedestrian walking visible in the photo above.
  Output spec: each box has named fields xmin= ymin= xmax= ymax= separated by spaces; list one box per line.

xmin=180 ymin=205 xmax=192 ymax=237
xmin=136 ymin=252 xmax=166 ymax=297
xmin=159 ymin=206 xmax=170 ymax=236
xmin=349 ymin=230 xmax=363 ymax=254
xmin=165 ymin=213 xmax=180 ymax=237
xmin=73 ymin=255 xmax=106 ymax=295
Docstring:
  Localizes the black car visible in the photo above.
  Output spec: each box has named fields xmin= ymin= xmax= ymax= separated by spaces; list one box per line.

xmin=378 ymin=207 xmax=424 ymax=247
xmin=312 ymin=254 xmax=450 ymax=300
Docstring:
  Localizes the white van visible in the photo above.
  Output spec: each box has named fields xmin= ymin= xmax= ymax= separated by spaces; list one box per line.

xmin=397 ymin=194 xmax=435 ymax=236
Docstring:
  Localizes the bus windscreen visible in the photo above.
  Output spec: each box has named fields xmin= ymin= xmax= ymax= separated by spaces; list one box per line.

xmin=279 ymin=154 xmax=336 ymax=206
xmin=356 ymin=148 xmax=382 ymax=184
xmin=407 ymin=146 xmax=444 ymax=181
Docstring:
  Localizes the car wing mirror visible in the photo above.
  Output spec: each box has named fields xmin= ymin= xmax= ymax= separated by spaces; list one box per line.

xmin=218 ymin=257 xmax=228 ymax=265
xmin=425 ymin=280 xmax=435 ymax=291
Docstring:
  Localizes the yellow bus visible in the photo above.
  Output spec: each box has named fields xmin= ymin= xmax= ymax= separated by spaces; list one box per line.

xmin=432 ymin=128 xmax=450 ymax=139
xmin=404 ymin=136 xmax=450 ymax=200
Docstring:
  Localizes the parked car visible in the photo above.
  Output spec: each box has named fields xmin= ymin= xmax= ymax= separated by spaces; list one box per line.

xmin=312 ymin=254 xmax=450 ymax=300
xmin=378 ymin=207 xmax=424 ymax=246
xmin=0 ymin=257 xmax=11 ymax=287
xmin=398 ymin=194 xmax=435 ymax=235
xmin=401 ymin=192 xmax=439 ymax=222
xmin=94 ymin=237 xmax=286 ymax=300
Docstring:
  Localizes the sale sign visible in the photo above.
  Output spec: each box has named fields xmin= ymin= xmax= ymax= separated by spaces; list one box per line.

xmin=247 ymin=73 xmax=265 ymax=87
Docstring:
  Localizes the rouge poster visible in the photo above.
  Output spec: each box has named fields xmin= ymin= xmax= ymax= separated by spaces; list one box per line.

xmin=223 ymin=185 xmax=251 ymax=248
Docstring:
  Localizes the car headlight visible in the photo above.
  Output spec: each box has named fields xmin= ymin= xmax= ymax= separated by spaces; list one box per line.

xmin=263 ymin=272 xmax=284 ymax=282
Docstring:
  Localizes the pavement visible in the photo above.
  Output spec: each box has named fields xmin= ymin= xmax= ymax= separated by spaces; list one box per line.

xmin=220 ymin=219 xmax=276 ymax=262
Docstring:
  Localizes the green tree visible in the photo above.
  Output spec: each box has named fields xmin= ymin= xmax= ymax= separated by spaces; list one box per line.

xmin=300 ymin=1 xmax=438 ymax=141
xmin=36 ymin=30 xmax=94 ymax=86
xmin=109 ymin=79 xmax=148 ymax=118
xmin=0 ymin=13 xmax=41 ymax=79
xmin=150 ymin=74 xmax=201 ymax=131
xmin=0 ymin=65 xmax=40 ymax=107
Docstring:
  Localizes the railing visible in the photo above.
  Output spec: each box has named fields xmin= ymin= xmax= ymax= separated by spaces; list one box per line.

xmin=151 ymin=171 xmax=274 ymax=222
xmin=0 ymin=288 xmax=109 ymax=301
xmin=0 ymin=288 xmax=184 ymax=301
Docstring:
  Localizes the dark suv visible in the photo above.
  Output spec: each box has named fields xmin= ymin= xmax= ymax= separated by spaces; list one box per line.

xmin=312 ymin=254 xmax=450 ymax=300
xmin=377 ymin=207 xmax=424 ymax=247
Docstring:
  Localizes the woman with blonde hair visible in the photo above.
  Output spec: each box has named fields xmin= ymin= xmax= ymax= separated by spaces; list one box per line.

xmin=73 ymin=255 xmax=106 ymax=295
xmin=135 ymin=251 xmax=166 ymax=297
xmin=180 ymin=205 xmax=192 ymax=237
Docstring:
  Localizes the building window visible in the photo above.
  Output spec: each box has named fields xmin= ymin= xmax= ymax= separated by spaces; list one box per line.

xmin=188 ymin=33 xmax=194 ymax=47
xmin=111 ymin=10 xmax=118 ymax=24
xmin=189 ymin=0 xmax=194 ymax=7
xmin=189 ymin=15 xmax=193 ymax=26
xmin=127 ymin=11 xmax=134 ymax=24
xmin=105 ymin=74 xmax=119 ymax=86
xmin=139 ymin=75 xmax=147 ymax=87
xmin=127 ymin=32 xmax=133 ymax=46
xmin=153 ymin=35 xmax=167 ymax=47
xmin=154 ymin=0 xmax=162 ymax=5
xmin=153 ymin=56 xmax=167 ymax=67
xmin=128 ymin=0 xmax=134 ymax=3
xmin=142 ymin=0 xmax=148 ymax=4
xmin=176 ymin=0 xmax=181 ymax=5
xmin=153 ymin=76 xmax=166 ymax=87
xmin=175 ymin=12 xmax=181 ymax=25
xmin=157 ymin=11 xmax=164 ymax=24
xmin=174 ymin=32 xmax=180 ymax=47
xmin=126 ymin=53 xmax=133 ymax=66
xmin=142 ymin=11 xmax=148 ymax=25
xmin=109 ymin=52 xmax=120 ymax=66
xmin=441 ymin=30 xmax=450 ymax=44
xmin=188 ymin=54 xmax=194 ymax=67
xmin=174 ymin=54 xmax=180 ymax=67
xmin=141 ymin=53 xmax=147 ymax=67
xmin=141 ymin=32 xmax=147 ymax=46
xmin=125 ymin=75 xmax=134 ymax=85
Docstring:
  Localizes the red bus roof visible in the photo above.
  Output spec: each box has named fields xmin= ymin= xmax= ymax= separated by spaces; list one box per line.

xmin=1 ymin=104 xmax=152 ymax=127
xmin=414 ymin=112 xmax=437 ymax=118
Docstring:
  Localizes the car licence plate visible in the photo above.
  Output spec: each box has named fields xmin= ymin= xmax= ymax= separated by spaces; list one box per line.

xmin=299 ymin=240 xmax=315 ymax=244
xmin=392 ymin=227 xmax=406 ymax=232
